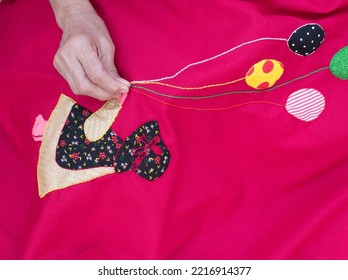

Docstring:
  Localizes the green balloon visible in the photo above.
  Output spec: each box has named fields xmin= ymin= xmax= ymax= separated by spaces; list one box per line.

xmin=330 ymin=46 xmax=348 ymax=80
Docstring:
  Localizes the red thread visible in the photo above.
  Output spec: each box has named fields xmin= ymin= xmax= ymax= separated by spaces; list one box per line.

xmin=131 ymin=88 xmax=284 ymax=111
xmin=131 ymin=135 xmax=162 ymax=171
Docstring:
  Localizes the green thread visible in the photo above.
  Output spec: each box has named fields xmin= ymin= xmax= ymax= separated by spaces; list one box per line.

xmin=330 ymin=46 xmax=348 ymax=80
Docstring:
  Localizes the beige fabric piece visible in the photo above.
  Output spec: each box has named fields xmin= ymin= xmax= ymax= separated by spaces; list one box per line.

xmin=37 ymin=94 xmax=115 ymax=198
xmin=84 ymin=98 xmax=121 ymax=142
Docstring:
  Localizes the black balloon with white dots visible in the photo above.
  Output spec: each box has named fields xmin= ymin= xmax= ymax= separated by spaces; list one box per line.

xmin=288 ymin=23 xmax=325 ymax=56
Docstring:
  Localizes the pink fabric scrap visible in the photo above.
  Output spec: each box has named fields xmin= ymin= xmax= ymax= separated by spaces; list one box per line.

xmin=32 ymin=114 xmax=47 ymax=142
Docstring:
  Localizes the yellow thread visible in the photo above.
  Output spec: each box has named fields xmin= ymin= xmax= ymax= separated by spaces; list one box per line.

xmin=131 ymin=77 xmax=246 ymax=90
xmin=132 ymin=88 xmax=284 ymax=111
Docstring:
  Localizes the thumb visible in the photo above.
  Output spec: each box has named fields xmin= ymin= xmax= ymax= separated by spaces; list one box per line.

xmin=108 ymin=68 xmax=131 ymax=92
xmin=101 ymin=46 xmax=130 ymax=94
xmin=105 ymin=61 xmax=130 ymax=104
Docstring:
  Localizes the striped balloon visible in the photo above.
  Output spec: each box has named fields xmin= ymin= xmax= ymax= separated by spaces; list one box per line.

xmin=286 ymin=88 xmax=325 ymax=122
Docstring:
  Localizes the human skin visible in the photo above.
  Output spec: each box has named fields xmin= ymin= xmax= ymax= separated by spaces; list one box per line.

xmin=49 ymin=0 xmax=130 ymax=100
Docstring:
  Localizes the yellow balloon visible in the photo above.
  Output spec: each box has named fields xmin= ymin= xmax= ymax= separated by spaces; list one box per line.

xmin=245 ymin=59 xmax=284 ymax=90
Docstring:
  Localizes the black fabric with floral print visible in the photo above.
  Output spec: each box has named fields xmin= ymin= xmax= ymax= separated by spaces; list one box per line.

xmin=115 ymin=121 xmax=170 ymax=181
xmin=56 ymin=104 xmax=171 ymax=180
xmin=56 ymin=104 xmax=123 ymax=170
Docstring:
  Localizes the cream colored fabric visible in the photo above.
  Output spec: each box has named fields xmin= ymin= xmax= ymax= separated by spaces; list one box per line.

xmin=37 ymin=94 xmax=115 ymax=198
xmin=84 ymin=98 xmax=121 ymax=141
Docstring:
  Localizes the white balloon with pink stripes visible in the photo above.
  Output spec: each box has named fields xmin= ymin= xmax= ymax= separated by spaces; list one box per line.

xmin=286 ymin=88 xmax=325 ymax=122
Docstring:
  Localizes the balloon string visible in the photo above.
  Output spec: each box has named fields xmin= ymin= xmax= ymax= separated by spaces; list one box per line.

xmin=131 ymin=37 xmax=288 ymax=84
xmin=131 ymin=77 xmax=245 ymax=90
xmin=131 ymin=87 xmax=284 ymax=111
xmin=131 ymin=66 xmax=330 ymax=100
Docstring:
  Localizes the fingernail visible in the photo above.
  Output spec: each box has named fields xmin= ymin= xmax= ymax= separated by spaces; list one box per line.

xmin=116 ymin=92 xmax=128 ymax=105
xmin=118 ymin=77 xmax=131 ymax=88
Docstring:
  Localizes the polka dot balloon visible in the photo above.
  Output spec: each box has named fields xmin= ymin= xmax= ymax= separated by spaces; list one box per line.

xmin=288 ymin=23 xmax=325 ymax=56
xmin=245 ymin=59 xmax=284 ymax=90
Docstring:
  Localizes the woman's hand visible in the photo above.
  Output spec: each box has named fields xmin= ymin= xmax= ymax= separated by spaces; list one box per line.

xmin=50 ymin=0 xmax=130 ymax=100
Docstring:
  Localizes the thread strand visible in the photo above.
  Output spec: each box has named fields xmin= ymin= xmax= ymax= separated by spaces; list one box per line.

xmin=131 ymin=37 xmax=288 ymax=84
xmin=131 ymin=66 xmax=329 ymax=100
xmin=131 ymin=77 xmax=245 ymax=90
xmin=132 ymin=88 xmax=284 ymax=111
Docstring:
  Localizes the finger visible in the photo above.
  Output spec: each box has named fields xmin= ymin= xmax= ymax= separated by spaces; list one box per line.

xmin=55 ymin=55 xmax=116 ymax=101
xmin=72 ymin=61 xmax=117 ymax=101
xmin=98 ymin=41 xmax=131 ymax=89
xmin=108 ymin=70 xmax=131 ymax=93
xmin=106 ymin=68 xmax=130 ymax=104
xmin=78 ymin=48 xmax=129 ymax=96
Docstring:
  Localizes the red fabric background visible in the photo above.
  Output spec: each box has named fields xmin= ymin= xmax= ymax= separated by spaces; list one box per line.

xmin=0 ymin=0 xmax=348 ymax=259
